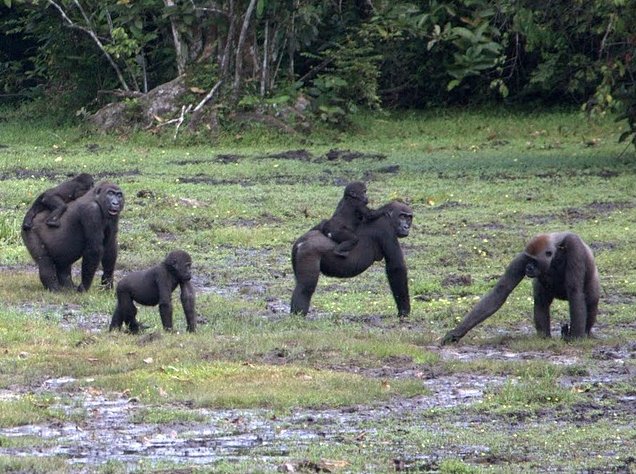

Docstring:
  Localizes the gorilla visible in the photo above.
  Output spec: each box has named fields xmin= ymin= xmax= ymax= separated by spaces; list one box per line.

xmin=21 ymin=181 xmax=124 ymax=292
xmin=109 ymin=250 xmax=196 ymax=334
xmin=23 ymin=173 xmax=94 ymax=230
xmin=442 ymin=232 xmax=600 ymax=344
xmin=319 ymin=181 xmax=385 ymax=257
xmin=291 ymin=201 xmax=413 ymax=317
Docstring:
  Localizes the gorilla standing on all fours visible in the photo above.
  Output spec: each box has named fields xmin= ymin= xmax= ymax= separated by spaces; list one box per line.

xmin=442 ymin=232 xmax=600 ymax=344
xmin=22 ymin=173 xmax=94 ymax=230
xmin=109 ymin=250 xmax=196 ymax=334
xmin=291 ymin=200 xmax=413 ymax=317
xmin=21 ymin=181 xmax=124 ymax=292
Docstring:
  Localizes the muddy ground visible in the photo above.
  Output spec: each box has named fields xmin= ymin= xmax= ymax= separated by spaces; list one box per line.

xmin=0 ymin=287 xmax=634 ymax=472
xmin=1 ymin=148 xmax=635 ymax=471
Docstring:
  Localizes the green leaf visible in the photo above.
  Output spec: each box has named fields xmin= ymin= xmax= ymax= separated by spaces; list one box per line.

xmin=4 ymin=0 xmax=12 ymax=7
xmin=452 ymin=27 xmax=476 ymax=41
xmin=256 ymin=0 xmax=266 ymax=18
xmin=447 ymin=79 xmax=461 ymax=91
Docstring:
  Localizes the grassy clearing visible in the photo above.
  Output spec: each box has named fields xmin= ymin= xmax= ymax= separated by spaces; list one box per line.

xmin=0 ymin=107 xmax=635 ymax=471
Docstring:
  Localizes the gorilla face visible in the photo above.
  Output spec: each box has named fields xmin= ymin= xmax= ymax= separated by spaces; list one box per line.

xmin=344 ymin=181 xmax=368 ymax=204
xmin=166 ymin=250 xmax=192 ymax=282
xmin=97 ymin=184 xmax=124 ymax=217
xmin=394 ymin=210 xmax=413 ymax=238
xmin=524 ymin=234 xmax=556 ymax=278
xmin=525 ymin=260 xmax=541 ymax=278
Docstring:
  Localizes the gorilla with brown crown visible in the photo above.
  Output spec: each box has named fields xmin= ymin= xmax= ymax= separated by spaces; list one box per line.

xmin=442 ymin=232 xmax=600 ymax=344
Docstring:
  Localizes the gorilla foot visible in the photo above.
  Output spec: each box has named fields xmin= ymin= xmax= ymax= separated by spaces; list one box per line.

xmin=440 ymin=331 xmax=461 ymax=346
xmin=560 ymin=323 xmax=570 ymax=340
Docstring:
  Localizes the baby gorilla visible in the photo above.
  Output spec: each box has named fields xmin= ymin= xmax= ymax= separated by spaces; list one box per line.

xmin=320 ymin=181 xmax=384 ymax=257
xmin=22 ymin=173 xmax=94 ymax=230
xmin=109 ymin=250 xmax=196 ymax=334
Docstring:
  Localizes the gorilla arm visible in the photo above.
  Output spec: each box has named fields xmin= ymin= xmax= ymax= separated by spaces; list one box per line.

xmin=77 ymin=202 xmax=108 ymax=292
xmin=180 ymin=281 xmax=197 ymax=332
xmin=100 ymin=225 xmax=118 ymax=288
xmin=441 ymin=253 xmax=527 ymax=344
xmin=380 ymin=232 xmax=410 ymax=318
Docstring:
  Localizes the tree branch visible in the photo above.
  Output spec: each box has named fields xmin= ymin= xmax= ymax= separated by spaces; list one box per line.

xmin=46 ymin=0 xmax=130 ymax=91
xmin=194 ymin=79 xmax=224 ymax=113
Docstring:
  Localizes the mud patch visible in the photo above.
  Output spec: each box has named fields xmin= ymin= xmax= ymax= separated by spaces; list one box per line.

xmin=266 ymin=149 xmax=313 ymax=161
xmin=527 ymin=200 xmax=634 ymax=225
xmin=258 ymin=149 xmax=387 ymax=163
xmin=442 ymin=274 xmax=472 ymax=287
xmin=173 ymin=154 xmax=243 ymax=165
xmin=325 ymin=149 xmax=386 ymax=162
xmin=0 ymin=168 xmax=59 ymax=181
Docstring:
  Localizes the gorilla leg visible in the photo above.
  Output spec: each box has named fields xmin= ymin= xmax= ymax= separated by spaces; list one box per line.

xmin=37 ymin=255 xmax=62 ymax=291
xmin=110 ymin=291 xmax=139 ymax=333
xmin=333 ymin=236 xmax=359 ymax=257
xmin=328 ymin=228 xmax=358 ymax=257
xmin=291 ymin=254 xmax=321 ymax=315
xmin=585 ymin=299 xmax=598 ymax=335
xmin=42 ymin=194 xmax=67 ymax=227
xmin=56 ymin=263 xmax=75 ymax=290
xmin=533 ymin=283 xmax=553 ymax=337
xmin=567 ymin=289 xmax=588 ymax=338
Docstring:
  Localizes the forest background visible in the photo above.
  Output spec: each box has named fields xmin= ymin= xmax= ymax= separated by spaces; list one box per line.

xmin=1 ymin=0 xmax=635 ymax=143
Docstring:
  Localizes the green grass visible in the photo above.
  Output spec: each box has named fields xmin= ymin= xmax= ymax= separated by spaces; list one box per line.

xmin=0 ymin=106 xmax=635 ymax=472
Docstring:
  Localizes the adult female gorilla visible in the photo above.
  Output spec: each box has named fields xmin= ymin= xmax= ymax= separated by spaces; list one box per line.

xmin=22 ymin=181 xmax=124 ymax=292
xmin=291 ymin=201 xmax=413 ymax=317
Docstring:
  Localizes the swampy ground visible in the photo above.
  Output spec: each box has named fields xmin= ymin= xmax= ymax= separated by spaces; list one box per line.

xmin=0 ymin=109 xmax=634 ymax=473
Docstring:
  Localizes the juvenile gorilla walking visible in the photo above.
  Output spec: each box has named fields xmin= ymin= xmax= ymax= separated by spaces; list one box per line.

xmin=22 ymin=181 xmax=124 ymax=292
xmin=292 ymin=201 xmax=413 ymax=317
xmin=442 ymin=232 xmax=600 ymax=344
xmin=22 ymin=173 xmax=94 ymax=230
xmin=319 ymin=181 xmax=384 ymax=257
xmin=109 ymin=250 xmax=197 ymax=334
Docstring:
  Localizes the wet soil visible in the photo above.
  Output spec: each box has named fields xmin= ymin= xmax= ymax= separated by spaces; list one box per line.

xmin=0 ymin=309 xmax=634 ymax=472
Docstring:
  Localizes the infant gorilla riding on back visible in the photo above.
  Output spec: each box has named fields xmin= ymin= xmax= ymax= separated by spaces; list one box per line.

xmin=318 ymin=181 xmax=384 ymax=257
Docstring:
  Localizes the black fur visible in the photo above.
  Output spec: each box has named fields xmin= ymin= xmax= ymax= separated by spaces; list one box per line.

xmin=23 ymin=173 xmax=94 ymax=230
xmin=110 ymin=250 xmax=196 ymax=333
xmin=21 ymin=181 xmax=123 ymax=292
xmin=318 ymin=181 xmax=384 ymax=257
xmin=291 ymin=201 xmax=413 ymax=317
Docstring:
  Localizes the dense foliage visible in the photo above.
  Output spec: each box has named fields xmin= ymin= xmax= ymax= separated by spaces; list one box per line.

xmin=1 ymin=0 xmax=635 ymax=142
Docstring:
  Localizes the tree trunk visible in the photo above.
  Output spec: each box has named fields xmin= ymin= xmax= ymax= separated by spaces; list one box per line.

xmin=232 ymin=0 xmax=259 ymax=103
xmin=164 ymin=0 xmax=188 ymax=75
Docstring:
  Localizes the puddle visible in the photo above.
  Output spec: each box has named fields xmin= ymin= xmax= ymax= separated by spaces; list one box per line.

xmin=0 ymin=373 xmax=496 ymax=469
xmin=0 ymin=339 xmax=634 ymax=471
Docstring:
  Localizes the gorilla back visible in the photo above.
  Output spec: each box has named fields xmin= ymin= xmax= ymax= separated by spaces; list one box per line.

xmin=291 ymin=201 xmax=413 ymax=317
xmin=22 ymin=181 xmax=124 ymax=292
